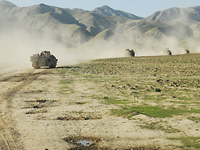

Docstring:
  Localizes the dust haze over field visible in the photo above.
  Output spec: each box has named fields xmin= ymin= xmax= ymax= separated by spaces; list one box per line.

xmin=0 ymin=28 xmax=79 ymax=66
xmin=0 ymin=25 xmax=197 ymax=68
xmin=0 ymin=26 xmax=132 ymax=67
xmin=0 ymin=27 xmax=128 ymax=67
xmin=1 ymin=0 xmax=200 ymax=67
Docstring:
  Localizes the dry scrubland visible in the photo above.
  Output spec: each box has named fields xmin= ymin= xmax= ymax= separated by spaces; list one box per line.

xmin=56 ymin=53 xmax=200 ymax=149
xmin=1 ymin=53 xmax=200 ymax=150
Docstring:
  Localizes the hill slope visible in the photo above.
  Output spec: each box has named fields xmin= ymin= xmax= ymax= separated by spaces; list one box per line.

xmin=92 ymin=5 xmax=143 ymax=20
xmin=0 ymin=0 xmax=200 ymax=51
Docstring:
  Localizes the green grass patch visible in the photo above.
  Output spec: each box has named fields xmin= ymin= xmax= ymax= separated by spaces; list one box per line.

xmin=136 ymin=86 xmax=145 ymax=90
xmin=111 ymin=105 xmax=200 ymax=118
xmin=57 ymin=69 xmax=68 ymax=74
xmin=182 ymin=89 xmax=193 ymax=92
xmin=59 ymin=78 xmax=73 ymax=84
xmin=101 ymin=96 xmax=130 ymax=105
xmin=143 ymin=95 xmax=155 ymax=100
xmin=84 ymin=74 xmax=95 ymax=78
xmin=92 ymin=96 xmax=130 ymax=105
xmin=59 ymin=86 xmax=74 ymax=94
xmin=147 ymin=82 xmax=157 ymax=87
xmin=71 ymin=72 xmax=81 ymax=76
xmin=168 ymin=136 xmax=200 ymax=149
xmin=84 ymin=74 xmax=103 ymax=79
xmin=143 ymin=94 xmax=166 ymax=101
xmin=170 ymin=101 xmax=191 ymax=104
xmin=140 ymin=122 xmax=181 ymax=133
xmin=188 ymin=116 xmax=200 ymax=122
xmin=180 ymin=78 xmax=189 ymax=81
xmin=177 ymin=96 xmax=193 ymax=101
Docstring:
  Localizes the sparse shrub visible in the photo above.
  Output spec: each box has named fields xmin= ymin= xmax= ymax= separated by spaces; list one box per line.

xmin=155 ymin=88 xmax=161 ymax=92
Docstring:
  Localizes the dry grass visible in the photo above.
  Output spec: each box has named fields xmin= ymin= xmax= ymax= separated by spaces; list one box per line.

xmin=56 ymin=53 xmax=200 ymax=149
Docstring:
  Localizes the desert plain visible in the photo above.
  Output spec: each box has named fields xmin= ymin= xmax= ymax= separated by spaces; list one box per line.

xmin=0 ymin=53 xmax=200 ymax=150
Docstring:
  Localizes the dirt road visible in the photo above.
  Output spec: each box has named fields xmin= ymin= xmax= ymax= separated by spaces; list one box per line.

xmin=0 ymin=68 xmax=51 ymax=150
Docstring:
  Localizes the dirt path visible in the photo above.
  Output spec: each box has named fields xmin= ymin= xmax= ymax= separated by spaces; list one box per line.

xmin=0 ymin=68 xmax=50 ymax=150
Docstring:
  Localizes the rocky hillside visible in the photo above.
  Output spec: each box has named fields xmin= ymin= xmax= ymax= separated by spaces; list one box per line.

xmin=145 ymin=6 xmax=200 ymax=22
xmin=1 ymin=0 xmax=200 ymax=50
xmin=92 ymin=5 xmax=143 ymax=20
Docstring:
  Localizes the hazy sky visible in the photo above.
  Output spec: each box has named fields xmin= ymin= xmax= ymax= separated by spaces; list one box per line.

xmin=7 ymin=0 xmax=200 ymax=17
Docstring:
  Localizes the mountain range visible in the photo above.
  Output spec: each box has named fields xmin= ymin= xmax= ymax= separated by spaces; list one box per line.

xmin=1 ymin=0 xmax=200 ymax=52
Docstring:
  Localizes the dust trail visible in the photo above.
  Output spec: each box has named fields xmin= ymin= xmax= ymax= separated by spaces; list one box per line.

xmin=1 ymin=5 xmax=200 ymax=68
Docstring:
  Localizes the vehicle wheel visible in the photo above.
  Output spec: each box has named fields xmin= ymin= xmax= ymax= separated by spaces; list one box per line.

xmin=32 ymin=62 xmax=40 ymax=69
xmin=49 ymin=55 xmax=57 ymax=68
xmin=49 ymin=62 xmax=57 ymax=68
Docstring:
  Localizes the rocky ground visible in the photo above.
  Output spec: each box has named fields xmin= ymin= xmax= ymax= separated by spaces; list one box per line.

xmin=0 ymin=54 xmax=200 ymax=150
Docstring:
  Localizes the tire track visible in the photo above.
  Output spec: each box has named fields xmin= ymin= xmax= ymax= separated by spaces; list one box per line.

xmin=0 ymin=69 xmax=51 ymax=150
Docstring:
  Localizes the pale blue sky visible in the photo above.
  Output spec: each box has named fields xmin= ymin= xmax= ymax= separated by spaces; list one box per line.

xmin=7 ymin=0 xmax=200 ymax=17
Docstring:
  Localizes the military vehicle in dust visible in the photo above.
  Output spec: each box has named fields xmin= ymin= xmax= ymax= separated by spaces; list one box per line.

xmin=184 ymin=49 xmax=190 ymax=54
xmin=126 ymin=49 xmax=135 ymax=57
xmin=166 ymin=48 xmax=172 ymax=55
xmin=30 ymin=51 xmax=58 ymax=69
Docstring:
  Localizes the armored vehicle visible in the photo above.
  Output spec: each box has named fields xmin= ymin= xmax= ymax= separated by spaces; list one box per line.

xmin=166 ymin=48 xmax=172 ymax=55
xmin=184 ymin=49 xmax=190 ymax=54
xmin=126 ymin=49 xmax=135 ymax=57
xmin=30 ymin=51 xmax=58 ymax=69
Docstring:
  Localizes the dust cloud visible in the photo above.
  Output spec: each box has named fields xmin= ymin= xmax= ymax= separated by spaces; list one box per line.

xmin=0 ymin=27 xmax=129 ymax=68
xmin=0 ymin=27 xmax=82 ymax=67
xmin=1 ymin=17 xmax=200 ymax=69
